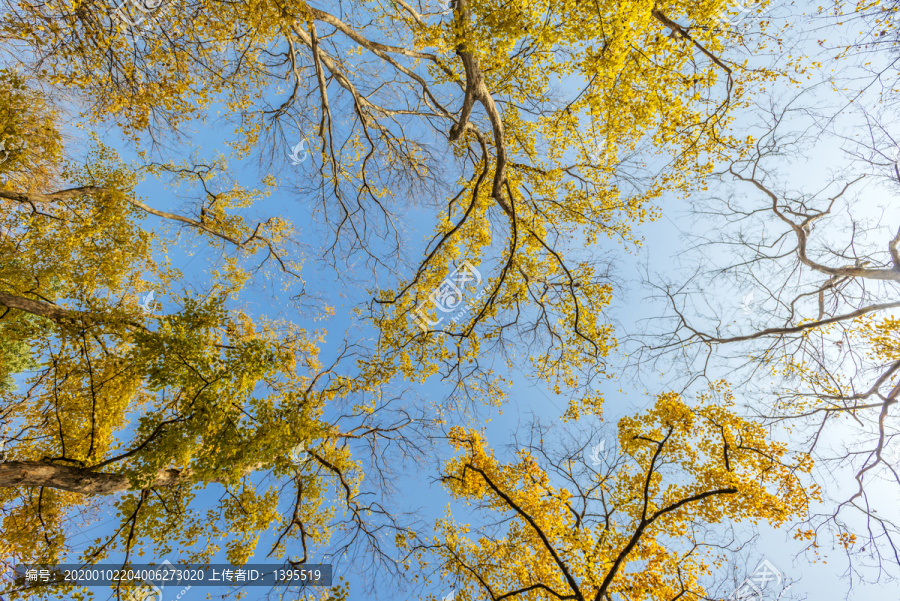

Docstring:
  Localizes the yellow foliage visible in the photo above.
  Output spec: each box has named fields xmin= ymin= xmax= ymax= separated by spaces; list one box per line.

xmin=412 ymin=384 xmax=817 ymax=600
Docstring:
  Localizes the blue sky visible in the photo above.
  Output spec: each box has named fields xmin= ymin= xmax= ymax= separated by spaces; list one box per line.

xmin=7 ymin=1 xmax=900 ymax=600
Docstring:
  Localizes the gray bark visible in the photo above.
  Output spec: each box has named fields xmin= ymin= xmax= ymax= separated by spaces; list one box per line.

xmin=0 ymin=460 xmax=186 ymax=494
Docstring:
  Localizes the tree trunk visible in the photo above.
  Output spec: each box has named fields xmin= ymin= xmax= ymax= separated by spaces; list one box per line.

xmin=0 ymin=460 xmax=185 ymax=494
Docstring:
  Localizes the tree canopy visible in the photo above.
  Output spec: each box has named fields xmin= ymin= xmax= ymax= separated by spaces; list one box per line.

xmin=0 ymin=0 xmax=896 ymax=600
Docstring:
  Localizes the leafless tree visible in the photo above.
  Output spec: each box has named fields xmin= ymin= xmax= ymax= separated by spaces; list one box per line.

xmin=629 ymin=93 xmax=900 ymax=585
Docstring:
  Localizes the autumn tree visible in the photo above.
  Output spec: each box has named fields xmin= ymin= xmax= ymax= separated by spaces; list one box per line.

xmin=628 ymin=87 xmax=900 ymax=583
xmin=0 ymin=73 xmax=427 ymax=600
xmin=0 ymin=0 xmax=794 ymax=415
xmin=403 ymin=384 xmax=814 ymax=601
xmin=0 ymin=0 xmax=808 ymax=597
